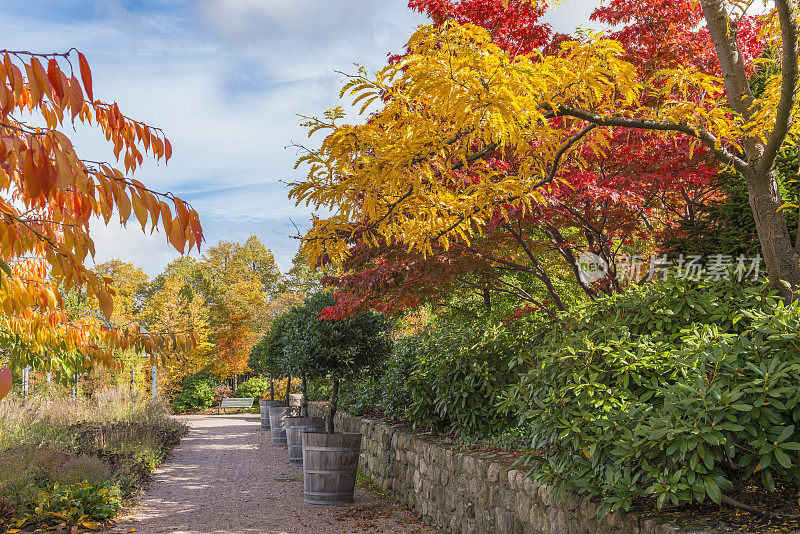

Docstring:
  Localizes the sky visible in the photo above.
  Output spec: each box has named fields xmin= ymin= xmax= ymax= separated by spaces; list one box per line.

xmin=1 ymin=0 xmax=600 ymax=275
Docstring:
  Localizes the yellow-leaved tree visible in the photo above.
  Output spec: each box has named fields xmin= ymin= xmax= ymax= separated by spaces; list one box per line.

xmin=141 ymin=257 xmax=213 ymax=393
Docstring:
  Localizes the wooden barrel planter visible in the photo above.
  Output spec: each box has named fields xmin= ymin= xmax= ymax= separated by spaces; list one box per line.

xmin=284 ymin=417 xmax=324 ymax=466
xmin=302 ymin=432 xmax=362 ymax=505
xmin=259 ymin=400 xmax=286 ymax=430
xmin=268 ymin=405 xmax=291 ymax=445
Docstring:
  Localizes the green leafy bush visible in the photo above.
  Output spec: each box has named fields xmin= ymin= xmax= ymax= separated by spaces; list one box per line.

xmin=502 ymin=277 xmax=800 ymax=516
xmin=283 ymin=292 xmax=392 ymax=430
xmin=399 ymin=318 xmax=528 ymax=436
xmin=171 ymin=372 xmax=218 ymax=413
xmin=249 ymin=313 xmax=292 ymax=378
xmin=237 ymin=376 xmax=271 ymax=402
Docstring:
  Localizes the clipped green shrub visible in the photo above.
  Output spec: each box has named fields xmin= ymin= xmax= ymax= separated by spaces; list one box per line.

xmin=171 ymin=372 xmax=218 ymax=413
xmin=503 ymin=277 xmax=800 ymax=516
xmin=283 ymin=292 xmax=392 ymax=431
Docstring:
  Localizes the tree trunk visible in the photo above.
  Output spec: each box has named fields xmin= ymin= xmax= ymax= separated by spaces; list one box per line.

xmin=700 ymin=0 xmax=800 ymax=299
xmin=746 ymin=170 xmax=800 ymax=299
xmin=301 ymin=373 xmax=309 ymax=417
xmin=285 ymin=375 xmax=292 ymax=405
xmin=269 ymin=376 xmax=274 ymax=401
xmin=327 ymin=375 xmax=339 ymax=434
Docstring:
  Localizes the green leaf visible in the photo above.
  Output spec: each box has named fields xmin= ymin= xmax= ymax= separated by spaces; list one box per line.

xmin=704 ymin=477 xmax=722 ymax=503
xmin=761 ymin=469 xmax=776 ymax=492
xmin=775 ymin=448 xmax=793 ymax=469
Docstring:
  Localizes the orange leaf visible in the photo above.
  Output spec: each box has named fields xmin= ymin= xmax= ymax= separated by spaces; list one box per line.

xmin=47 ymin=59 xmax=64 ymax=100
xmin=168 ymin=218 xmax=185 ymax=254
xmin=25 ymin=63 xmax=41 ymax=105
xmin=69 ymin=75 xmax=84 ymax=120
xmin=31 ymin=58 xmax=52 ymax=100
xmin=77 ymin=51 xmax=93 ymax=102
xmin=132 ymin=194 xmax=148 ymax=231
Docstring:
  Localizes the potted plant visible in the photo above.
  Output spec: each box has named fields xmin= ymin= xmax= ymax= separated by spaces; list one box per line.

xmin=280 ymin=305 xmax=325 ymax=466
xmin=285 ymin=292 xmax=390 ymax=504
xmin=250 ymin=315 xmax=292 ymax=443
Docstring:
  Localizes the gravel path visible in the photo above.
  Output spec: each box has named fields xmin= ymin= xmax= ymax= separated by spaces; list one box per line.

xmin=113 ymin=414 xmax=436 ymax=534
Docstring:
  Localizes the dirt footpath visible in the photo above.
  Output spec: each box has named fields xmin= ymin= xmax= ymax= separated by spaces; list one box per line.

xmin=113 ymin=414 xmax=436 ymax=534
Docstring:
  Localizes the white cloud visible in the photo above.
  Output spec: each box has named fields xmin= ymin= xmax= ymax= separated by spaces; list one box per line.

xmin=1 ymin=0 xmax=425 ymax=275
xmin=543 ymin=0 xmax=606 ymax=34
xmin=1 ymin=0 xmax=602 ymax=276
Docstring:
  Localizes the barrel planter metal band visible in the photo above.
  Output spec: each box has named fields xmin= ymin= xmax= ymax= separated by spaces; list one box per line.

xmin=259 ymin=400 xmax=286 ymax=430
xmin=268 ymin=405 xmax=291 ymax=445
xmin=284 ymin=416 xmax=324 ymax=466
xmin=302 ymin=432 xmax=362 ymax=505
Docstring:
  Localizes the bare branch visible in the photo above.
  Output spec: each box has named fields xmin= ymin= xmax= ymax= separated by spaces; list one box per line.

xmin=554 ymin=106 xmax=749 ymax=173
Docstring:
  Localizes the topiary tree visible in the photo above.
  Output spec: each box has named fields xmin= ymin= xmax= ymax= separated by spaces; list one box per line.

xmin=249 ymin=314 xmax=293 ymax=402
xmin=284 ymin=292 xmax=391 ymax=432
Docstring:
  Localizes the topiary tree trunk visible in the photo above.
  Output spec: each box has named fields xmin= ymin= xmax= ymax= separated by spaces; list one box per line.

xmin=327 ymin=375 xmax=339 ymax=434
xmin=301 ymin=373 xmax=309 ymax=417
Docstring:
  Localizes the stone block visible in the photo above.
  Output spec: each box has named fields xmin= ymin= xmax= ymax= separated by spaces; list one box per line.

xmin=516 ymin=492 xmax=531 ymax=519
xmin=488 ymin=462 xmax=503 ymax=483
xmin=445 ymin=489 xmax=457 ymax=513
xmin=502 ymin=488 xmax=515 ymax=510
xmin=551 ymin=509 xmax=569 ymax=534
xmin=457 ymin=474 xmax=469 ymax=497
xmin=496 ymin=507 xmax=514 ymax=534
xmin=639 ymin=518 xmax=660 ymax=534
xmin=466 ymin=500 xmax=477 ymax=519
xmin=483 ymin=508 xmax=497 ymax=533
xmin=524 ymin=476 xmax=537 ymax=498
xmin=655 ymin=524 xmax=680 ymax=534
xmin=463 ymin=455 xmax=475 ymax=475
xmin=538 ymin=484 xmax=554 ymax=507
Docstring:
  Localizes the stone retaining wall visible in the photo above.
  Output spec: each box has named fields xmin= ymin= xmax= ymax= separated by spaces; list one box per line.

xmin=309 ymin=404 xmax=740 ymax=534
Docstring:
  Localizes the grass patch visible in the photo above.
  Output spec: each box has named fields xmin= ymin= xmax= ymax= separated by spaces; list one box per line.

xmin=0 ymin=388 xmax=187 ymax=531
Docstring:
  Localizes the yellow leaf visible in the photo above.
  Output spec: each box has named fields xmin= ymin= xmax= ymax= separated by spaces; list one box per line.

xmin=97 ymin=289 xmax=114 ymax=319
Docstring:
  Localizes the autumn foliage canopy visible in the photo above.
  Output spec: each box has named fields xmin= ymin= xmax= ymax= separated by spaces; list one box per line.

xmin=290 ymin=0 xmax=785 ymax=318
xmin=0 ymin=48 xmax=203 ymax=372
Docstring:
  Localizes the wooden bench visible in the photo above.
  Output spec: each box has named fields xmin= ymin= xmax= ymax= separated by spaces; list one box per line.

xmin=217 ymin=397 xmax=254 ymax=414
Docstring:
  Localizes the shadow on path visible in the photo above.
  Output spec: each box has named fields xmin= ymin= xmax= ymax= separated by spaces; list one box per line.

xmin=112 ymin=414 xmax=434 ymax=534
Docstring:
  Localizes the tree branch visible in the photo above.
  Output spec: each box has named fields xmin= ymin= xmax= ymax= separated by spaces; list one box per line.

xmin=761 ymin=0 xmax=799 ymax=174
xmin=721 ymin=494 xmax=800 ymax=520
xmin=699 ymin=0 xmax=756 ymax=120
xmin=554 ymin=106 xmax=749 ymax=173
xmin=545 ymin=124 xmax=597 ymax=183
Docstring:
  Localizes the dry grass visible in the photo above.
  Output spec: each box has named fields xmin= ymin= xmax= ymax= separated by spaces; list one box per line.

xmin=0 ymin=387 xmax=187 ymax=529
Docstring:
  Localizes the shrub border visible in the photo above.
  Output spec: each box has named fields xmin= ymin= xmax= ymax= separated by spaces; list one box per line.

xmin=309 ymin=403 xmax=743 ymax=534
